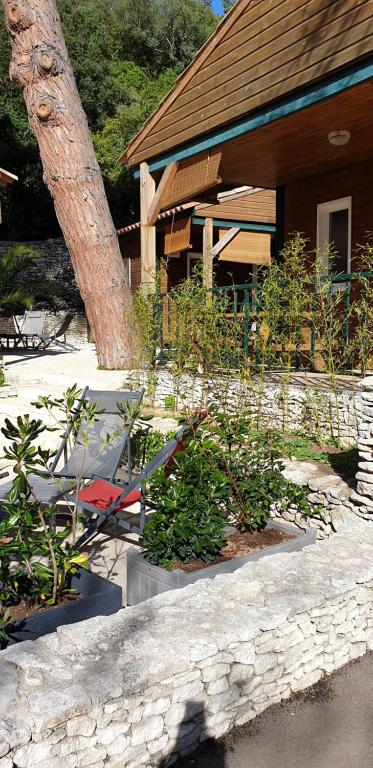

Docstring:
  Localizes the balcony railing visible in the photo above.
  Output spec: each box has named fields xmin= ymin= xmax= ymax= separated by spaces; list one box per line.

xmin=155 ymin=272 xmax=373 ymax=373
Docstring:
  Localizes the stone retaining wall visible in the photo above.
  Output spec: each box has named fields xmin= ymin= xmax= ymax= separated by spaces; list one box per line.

xmin=0 ymin=239 xmax=89 ymax=346
xmin=350 ymin=377 xmax=373 ymax=519
xmin=124 ymin=369 xmax=361 ymax=445
xmin=2 ymin=529 xmax=373 ymax=768
xmin=272 ymin=459 xmax=357 ymax=540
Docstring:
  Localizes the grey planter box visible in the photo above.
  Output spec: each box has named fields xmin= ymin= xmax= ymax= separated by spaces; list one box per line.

xmin=127 ymin=521 xmax=316 ymax=605
xmin=5 ymin=567 xmax=122 ymax=647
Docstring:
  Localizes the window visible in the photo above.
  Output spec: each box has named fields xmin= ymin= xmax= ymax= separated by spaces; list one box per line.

xmin=187 ymin=252 xmax=202 ymax=278
xmin=317 ymin=197 xmax=351 ymax=275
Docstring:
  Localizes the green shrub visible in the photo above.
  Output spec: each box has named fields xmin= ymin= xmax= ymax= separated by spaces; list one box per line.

xmin=199 ymin=414 xmax=314 ymax=532
xmin=140 ymin=440 xmax=228 ymax=570
xmin=131 ymin=428 xmax=175 ymax=469
xmin=164 ymin=395 xmax=176 ymax=410
xmin=140 ymin=411 xmax=314 ymax=567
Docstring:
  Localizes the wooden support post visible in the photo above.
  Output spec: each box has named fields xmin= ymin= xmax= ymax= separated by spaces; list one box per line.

xmin=140 ymin=162 xmax=156 ymax=290
xmin=147 ymin=161 xmax=179 ymax=226
xmin=203 ymin=217 xmax=214 ymax=298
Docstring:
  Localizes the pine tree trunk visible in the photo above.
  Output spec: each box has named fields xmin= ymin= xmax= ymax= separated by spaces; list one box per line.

xmin=1 ymin=0 xmax=134 ymax=369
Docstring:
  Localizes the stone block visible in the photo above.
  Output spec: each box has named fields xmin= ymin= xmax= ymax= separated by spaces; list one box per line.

xmin=77 ymin=746 xmax=107 ymax=767
xmin=172 ymin=679 xmax=204 ymax=703
xmin=106 ymin=734 xmax=131 ymax=757
xmin=66 ymin=716 xmax=96 ymax=738
xmin=13 ymin=739 xmax=59 ymax=767
xmin=60 ymin=735 xmax=97 ymax=756
xmin=207 ymin=685 xmax=240 ymax=714
xmin=254 ymin=653 xmax=278 ymax=676
xmin=231 ymin=642 xmax=255 ymax=666
xmin=29 ymin=685 xmax=91 ymax=733
xmin=0 ymin=758 xmax=13 ymax=768
xmin=130 ymin=715 xmax=164 ymax=746
xmin=148 ymin=734 xmax=169 ymax=756
xmin=190 ymin=641 xmax=219 ymax=662
xmin=96 ymin=721 xmax=130 ymax=746
xmin=142 ymin=697 xmax=171 ymax=719
xmin=206 ymin=677 xmax=229 ymax=696
xmin=228 ymin=663 xmax=252 ymax=686
xmin=201 ymin=663 xmax=230 ymax=683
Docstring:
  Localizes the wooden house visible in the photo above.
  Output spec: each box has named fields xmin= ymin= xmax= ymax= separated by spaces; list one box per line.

xmin=118 ymin=187 xmax=275 ymax=292
xmin=120 ymin=0 xmax=373 ymax=288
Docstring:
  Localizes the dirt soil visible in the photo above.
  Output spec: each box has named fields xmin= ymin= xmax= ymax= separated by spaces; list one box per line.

xmin=8 ymin=592 xmax=80 ymax=623
xmin=172 ymin=528 xmax=295 ymax=573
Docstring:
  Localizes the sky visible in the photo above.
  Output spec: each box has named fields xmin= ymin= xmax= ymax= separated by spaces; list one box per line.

xmin=212 ymin=0 xmax=224 ymax=14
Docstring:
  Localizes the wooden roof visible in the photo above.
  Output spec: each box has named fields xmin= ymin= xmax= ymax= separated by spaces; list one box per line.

xmin=117 ymin=202 xmax=197 ymax=235
xmin=0 ymin=168 xmax=18 ymax=186
xmin=121 ymin=0 xmax=373 ymax=168
xmin=195 ymin=188 xmax=275 ymax=224
xmin=117 ymin=188 xmax=275 ymax=236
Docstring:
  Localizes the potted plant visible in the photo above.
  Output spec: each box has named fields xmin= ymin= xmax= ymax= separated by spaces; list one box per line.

xmin=0 ymin=392 xmax=122 ymax=648
xmin=127 ymin=411 xmax=316 ymax=605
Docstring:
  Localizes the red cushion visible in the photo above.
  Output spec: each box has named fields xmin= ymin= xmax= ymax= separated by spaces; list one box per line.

xmin=78 ymin=479 xmax=141 ymax=513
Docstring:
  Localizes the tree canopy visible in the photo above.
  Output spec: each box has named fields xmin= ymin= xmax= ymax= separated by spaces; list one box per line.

xmin=0 ymin=0 xmax=218 ymax=240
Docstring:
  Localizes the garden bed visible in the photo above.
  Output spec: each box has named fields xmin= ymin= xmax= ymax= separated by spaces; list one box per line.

xmin=4 ymin=567 xmax=122 ymax=647
xmin=127 ymin=521 xmax=316 ymax=605
xmin=172 ymin=526 xmax=295 ymax=573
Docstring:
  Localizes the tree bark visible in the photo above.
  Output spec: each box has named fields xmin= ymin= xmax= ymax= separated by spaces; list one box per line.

xmin=1 ymin=0 xmax=134 ymax=369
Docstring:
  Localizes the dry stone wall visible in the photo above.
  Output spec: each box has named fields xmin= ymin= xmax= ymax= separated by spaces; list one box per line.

xmin=2 ymin=529 xmax=373 ymax=767
xmin=351 ymin=376 xmax=373 ymax=519
xmin=271 ymin=459 xmax=358 ymax=540
xmin=123 ymin=369 xmax=361 ymax=445
xmin=0 ymin=239 xmax=89 ymax=346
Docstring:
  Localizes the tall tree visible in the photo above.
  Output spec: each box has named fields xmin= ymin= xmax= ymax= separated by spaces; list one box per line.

xmin=1 ymin=0 xmax=134 ymax=369
xmin=223 ymin=0 xmax=236 ymax=12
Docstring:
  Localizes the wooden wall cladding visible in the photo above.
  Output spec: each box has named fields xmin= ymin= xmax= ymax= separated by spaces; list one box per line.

xmin=283 ymin=156 xmax=373 ymax=271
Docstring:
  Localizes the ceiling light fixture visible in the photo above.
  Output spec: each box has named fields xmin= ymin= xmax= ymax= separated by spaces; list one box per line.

xmin=328 ymin=130 xmax=351 ymax=146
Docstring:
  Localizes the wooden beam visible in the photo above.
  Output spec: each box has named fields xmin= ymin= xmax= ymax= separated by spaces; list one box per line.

xmin=147 ymin=161 xmax=179 ymax=226
xmin=192 ymin=216 xmax=276 ymax=233
xmin=140 ymin=162 xmax=156 ymax=289
xmin=203 ymin=217 xmax=213 ymax=295
xmin=0 ymin=167 xmax=18 ymax=186
xmin=212 ymin=227 xmax=240 ymax=258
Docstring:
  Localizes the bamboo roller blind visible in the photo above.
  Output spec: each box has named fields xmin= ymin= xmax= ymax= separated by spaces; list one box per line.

xmin=218 ymin=229 xmax=271 ymax=264
xmin=164 ymin=216 xmax=192 ymax=255
xmin=162 ymin=149 xmax=222 ymax=210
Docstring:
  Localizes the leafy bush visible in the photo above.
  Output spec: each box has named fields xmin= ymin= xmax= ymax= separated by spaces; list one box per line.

xmin=198 ymin=413 xmax=314 ymax=532
xmin=164 ymin=395 xmax=176 ymax=411
xmin=131 ymin=428 xmax=175 ymax=469
xmin=0 ymin=408 xmax=89 ymax=631
xmin=140 ymin=409 xmax=314 ymax=567
xmin=140 ymin=440 xmax=228 ymax=570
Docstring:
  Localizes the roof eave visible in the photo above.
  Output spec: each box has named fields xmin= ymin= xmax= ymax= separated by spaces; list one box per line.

xmin=119 ymin=0 xmax=251 ymax=167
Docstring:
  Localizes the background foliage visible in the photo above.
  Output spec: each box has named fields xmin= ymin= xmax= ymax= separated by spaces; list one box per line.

xmin=0 ymin=0 xmax=218 ymax=239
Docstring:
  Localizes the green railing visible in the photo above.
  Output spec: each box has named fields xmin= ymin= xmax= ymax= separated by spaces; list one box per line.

xmin=156 ymin=272 xmax=373 ymax=372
